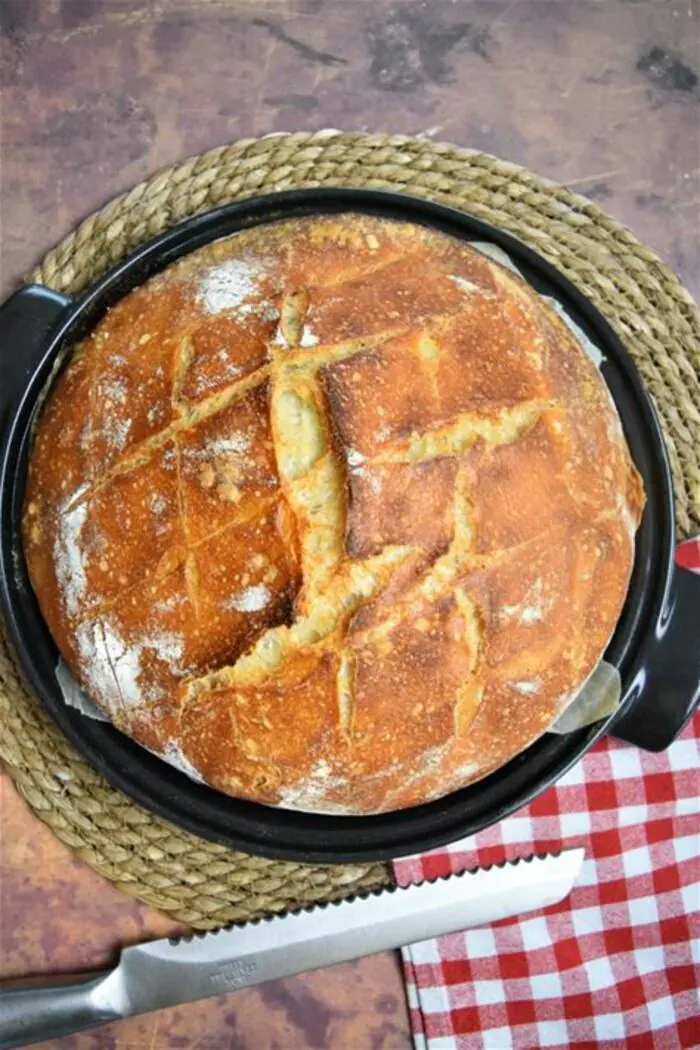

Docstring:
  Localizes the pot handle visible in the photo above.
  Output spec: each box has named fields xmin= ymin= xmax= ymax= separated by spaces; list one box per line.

xmin=0 ymin=284 xmax=73 ymax=431
xmin=610 ymin=564 xmax=700 ymax=751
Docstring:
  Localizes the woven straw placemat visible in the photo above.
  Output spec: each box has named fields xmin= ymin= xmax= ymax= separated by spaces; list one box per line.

xmin=2 ymin=131 xmax=698 ymax=930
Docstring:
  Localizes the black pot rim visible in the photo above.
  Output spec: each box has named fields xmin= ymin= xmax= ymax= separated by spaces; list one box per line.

xmin=0 ymin=187 xmax=677 ymax=862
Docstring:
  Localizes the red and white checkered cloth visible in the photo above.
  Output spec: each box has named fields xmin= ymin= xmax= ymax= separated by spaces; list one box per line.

xmin=393 ymin=542 xmax=700 ymax=1050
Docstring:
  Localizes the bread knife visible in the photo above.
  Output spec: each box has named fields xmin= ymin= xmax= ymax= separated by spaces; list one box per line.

xmin=0 ymin=848 xmax=584 ymax=1049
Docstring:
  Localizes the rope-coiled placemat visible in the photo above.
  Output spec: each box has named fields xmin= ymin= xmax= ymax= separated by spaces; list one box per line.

xmin=2 ymin=131 xmax=699 ymax=929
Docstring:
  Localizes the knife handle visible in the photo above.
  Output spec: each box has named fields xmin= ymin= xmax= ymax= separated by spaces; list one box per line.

xmin=0 ymin=970 xmax=120 ymax=1048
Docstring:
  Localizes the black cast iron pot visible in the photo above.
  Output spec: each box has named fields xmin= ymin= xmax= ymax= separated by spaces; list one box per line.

xmin=1 ymin=189 xmax=698 ymax=862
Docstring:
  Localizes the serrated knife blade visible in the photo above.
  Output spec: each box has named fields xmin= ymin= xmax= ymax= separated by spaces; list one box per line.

xmin=0 ymin=849 xmax=584 ymax=1049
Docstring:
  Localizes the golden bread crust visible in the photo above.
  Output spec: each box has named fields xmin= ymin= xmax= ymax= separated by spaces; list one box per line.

xmin=22 ymin=215 xmax=645 ymax=813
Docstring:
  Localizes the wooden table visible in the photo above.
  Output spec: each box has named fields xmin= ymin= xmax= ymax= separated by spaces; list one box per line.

xmin=1 ymin=2 xmax=697 ymax=1048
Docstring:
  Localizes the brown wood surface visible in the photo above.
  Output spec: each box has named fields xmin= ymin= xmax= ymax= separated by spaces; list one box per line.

xmin=0 ymin=1 xmax=697 ymax=1048
xmin=0 ymin=774 xmax=410 ymax=1049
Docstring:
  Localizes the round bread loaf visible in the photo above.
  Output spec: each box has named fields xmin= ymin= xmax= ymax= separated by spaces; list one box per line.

xmin=22 ymin=215 xmax=645 ymax=814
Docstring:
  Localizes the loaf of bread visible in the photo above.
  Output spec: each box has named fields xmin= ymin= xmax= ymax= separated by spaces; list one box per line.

xmin=22 ymin=214 xmax=645 ymax=813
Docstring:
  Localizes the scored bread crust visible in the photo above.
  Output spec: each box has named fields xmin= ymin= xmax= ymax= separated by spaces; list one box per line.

xmin=22 ymin=215 xmax=645 ymax=814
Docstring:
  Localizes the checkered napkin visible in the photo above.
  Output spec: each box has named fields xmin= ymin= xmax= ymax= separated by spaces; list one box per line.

xmin=392 ymin=542 xmax=700 ymax=1050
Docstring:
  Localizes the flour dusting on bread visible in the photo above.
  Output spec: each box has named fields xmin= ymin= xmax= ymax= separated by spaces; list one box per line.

xmin=76 ymin=619 xmax=185 ymax=712
xmin=197 ymin=257 xmax=278 ymax=322
xmin=54 ymin=486 xmax=89 ymax=618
